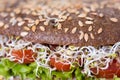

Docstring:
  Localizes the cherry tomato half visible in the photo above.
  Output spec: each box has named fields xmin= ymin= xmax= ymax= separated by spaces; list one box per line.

xmin=50 ymin=57 xmax=70 ymax=71
xmin=91 ymin=59 xmax=120 ymax=78
xmin=12 ymin=49 xmax=36 ymax=64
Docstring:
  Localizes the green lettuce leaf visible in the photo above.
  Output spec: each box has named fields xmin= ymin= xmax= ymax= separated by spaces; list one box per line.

xmin=52 ymin=69 xmax=74 ymax=80
xmin=75 ymin=67 xmax=84 ymax=80
xmin=36 ymin=66 xmax=52 ymax=80
xmin=0 ymin=59 xmax=36 ymax=80
xmin=0 ymin=58 xmax=95 ymax=80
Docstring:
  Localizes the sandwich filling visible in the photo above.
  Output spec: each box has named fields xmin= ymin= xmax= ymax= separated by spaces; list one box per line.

xmin=0 ymin=35 xmax=120 ymax=79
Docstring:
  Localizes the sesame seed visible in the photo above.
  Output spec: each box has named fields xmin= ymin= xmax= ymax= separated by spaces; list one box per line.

xmin=18 ymin=21 xmax=25 ymax=26
xmin=78 ymin=21 xmax=83 ymax=27
xmin=86 ymin=17 xmax=93 ymax=20
xmin=84 ymin=33 xmax=89 ymax=42
xmin=31 ymin=25 xmax=36 ymax=32
xmin=16 ymin=17 xmax=23 ymax=22
xmin=10 ymin=12 xmax=15 ymax=17
xmin=32 ymin=11 xmax=37 ymax=16
xmin=91 ymin=12 xmax=98 ymax=15
xmin=0 ymin=12 xmax=8 ymax=17
xmin=79 ymin=31 xmax=84 ymax=40
xmin=57 ymin=23 xmax=62 ymax=29
xmin=97 ymin=27 xmax=103 ymax=34
xmin=14 ymin=8 xmax=21 ymax=14
xmin=110 ymin=18 xmax=118 ymax=22
xmin=0 ymin=21 xmax=4 ymax=27
xmin=64 ymin=28 xmax=69 ymax=33
xmin=83 ymin=7 xmax=90 ymax=12
xmin=71 ymin=27 xmax=77 ymax=34
xmin=4 ymin=24 xmax=9 ymax=29
xmin=88 ymin=26 xmax=93 ymax=31
xmin=78 ymin=13 xmax=86 ymax=18
xmin=23 ymin=26 xmax=30 ymax=31
xmin=67 ymin=16 xmax=72 ymax=20
xmin=20 ymin=31 xmax=28 ymax=37
xmin=35 ymin=19 xmax=40 ymax=25
xmin=61 ymin=16 xmax=67 ymax=20
xmin=90 ymin=33 xmax=94 ymax=39
xmin=39 ymin=26 xmax=45 ymax=31
xmin=28 ymin=23 xmax=34 ymax=27
xmin=10 ymin=17 xmax=17 ymax=26
xmin=75 ymin=11 xmax=79 ymax=14
xmin=99 ymin=13 xmax=104 ymax=17
xmin=39 ymin=16 xmax=46 ymax=21
xmin=28 ymin=19 xmax=34 ymax=23
xmin=85 ymin=21 xmax=93 ymax=24
xmin=44 ymin=21 xmax=49 ymax=26
xmin=90 ymin=5 xmax=96 ymax=11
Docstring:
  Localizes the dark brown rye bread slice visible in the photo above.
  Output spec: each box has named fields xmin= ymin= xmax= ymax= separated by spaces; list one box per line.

xmin=0 ymin=0 xmax=120 ymax=47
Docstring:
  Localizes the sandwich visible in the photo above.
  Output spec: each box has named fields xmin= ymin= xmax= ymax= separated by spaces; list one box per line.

xmin=0 ymin=0 xmax=120 ymax=80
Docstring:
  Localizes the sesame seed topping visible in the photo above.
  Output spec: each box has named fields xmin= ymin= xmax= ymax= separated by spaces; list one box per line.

xmin=31 ymin=25 xmax=37 ymax=32
xmin=79 ymin=31 xmax=84 ymax=40
xmin=0 ymin=12 xmax=8 ymax=17
xmin=28 ymin=23 xmax=34 ymax=27
xmin=20 ymin=31 xmax=28 ymax=37
xmin=110 ymin=18 xmax=118 ymax=22
xmin=71 ymin=27 xmax=77 ymax=34
xmin=35 ymin=19 xmax=40 ymax=25
xmin=91 ymin=12 xmax=98 ymax=15
xmin=85 ymin=21 xmax=93 ymax=24
xmin=39 ymin=26 xmax=45 ymax=31
xmin=4 ymin=24 xmax=9 ymax=29
xmin=10 ymin=17 xmax=17 ymax=26
xmin=88 ymin=26 xmax=93 ymax=31
xmin=78 ymin=21 xmax=83 ymax=27
xmin=78 ymin=13 xmax=86 ymax=18
xmin=60 ymin=15 xmax=67 ymax=20
xmin=0 ymin=0 xmax=119 ymax=45
xmin=97 ymin=27 xmax=103 ymax=34
xmin=0 ymin=21 xmax=4 ymax=27
xmin=14 ymin=8 xmax=21 ymax=14
xmin=32 ymin=11 xmax=37 ymax=16
xmin=44 ymin=21 xmax=49 ymax=26
xmin=67 ymin=16 xmax=72 ymax=20
xmin=18 ymin=21 xmax=25 ymax=26
xmin=90 ymin=5 xmax=96 ymax=11
xmin=57 ymin=23 xmax=62 ymax=29
xmin=83 ymin=7 xmax=90 ymax=12
xmin=16 ymin=17 xmax=23 ymax=22
xmin=10 ymin=12 xmax=15 ymax=17
xmin=23 ymin=26 xmax=30 ymax=31
xmin=99 ymin=13 xmax=104 ymax=17
xmin=90 ymin=33 xmax=94 ymax=39
xmin=86 ymin=17 xmax=93 ymax=20
xmin=84 ymin=33 xmax=89 ymax=42
xmin=64 ymin=28 xmax=69 ymax=33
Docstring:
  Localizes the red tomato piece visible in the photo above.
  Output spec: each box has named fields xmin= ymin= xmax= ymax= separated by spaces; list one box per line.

xmin=12 ymin=49 xmax=36 ymax=64
xmin=50 ymin=57 xmax=70 ymax=71
xmin=50 ymin=57 xmax=55 ymax=67
xmin=91 ymin=59 xmax=120 ymax=78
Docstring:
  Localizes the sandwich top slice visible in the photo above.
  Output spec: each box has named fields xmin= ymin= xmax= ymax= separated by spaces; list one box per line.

xmin=0 ymin=0 xmax=120 ymax=80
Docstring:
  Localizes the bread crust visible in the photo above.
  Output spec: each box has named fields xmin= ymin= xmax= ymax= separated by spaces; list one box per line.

xmin=0 ymin=0 xmax=120 ymax=47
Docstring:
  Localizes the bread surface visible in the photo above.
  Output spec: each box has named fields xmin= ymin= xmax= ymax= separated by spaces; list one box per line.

xmin=0 ymin=0 xmax=120 ymax=46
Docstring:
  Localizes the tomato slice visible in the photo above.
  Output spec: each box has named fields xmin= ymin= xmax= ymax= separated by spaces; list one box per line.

xmin=12 ymin=49 xmax=36 ymax=64
xmin=91 ymin=59 xmax=120 ymax=78
xmin=50 ymin=57 xmax=70 ymax=71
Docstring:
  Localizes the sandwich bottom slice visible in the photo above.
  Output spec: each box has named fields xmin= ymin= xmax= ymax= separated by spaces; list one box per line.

xmin=0 ymin=35 xmax=120 ymax=80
